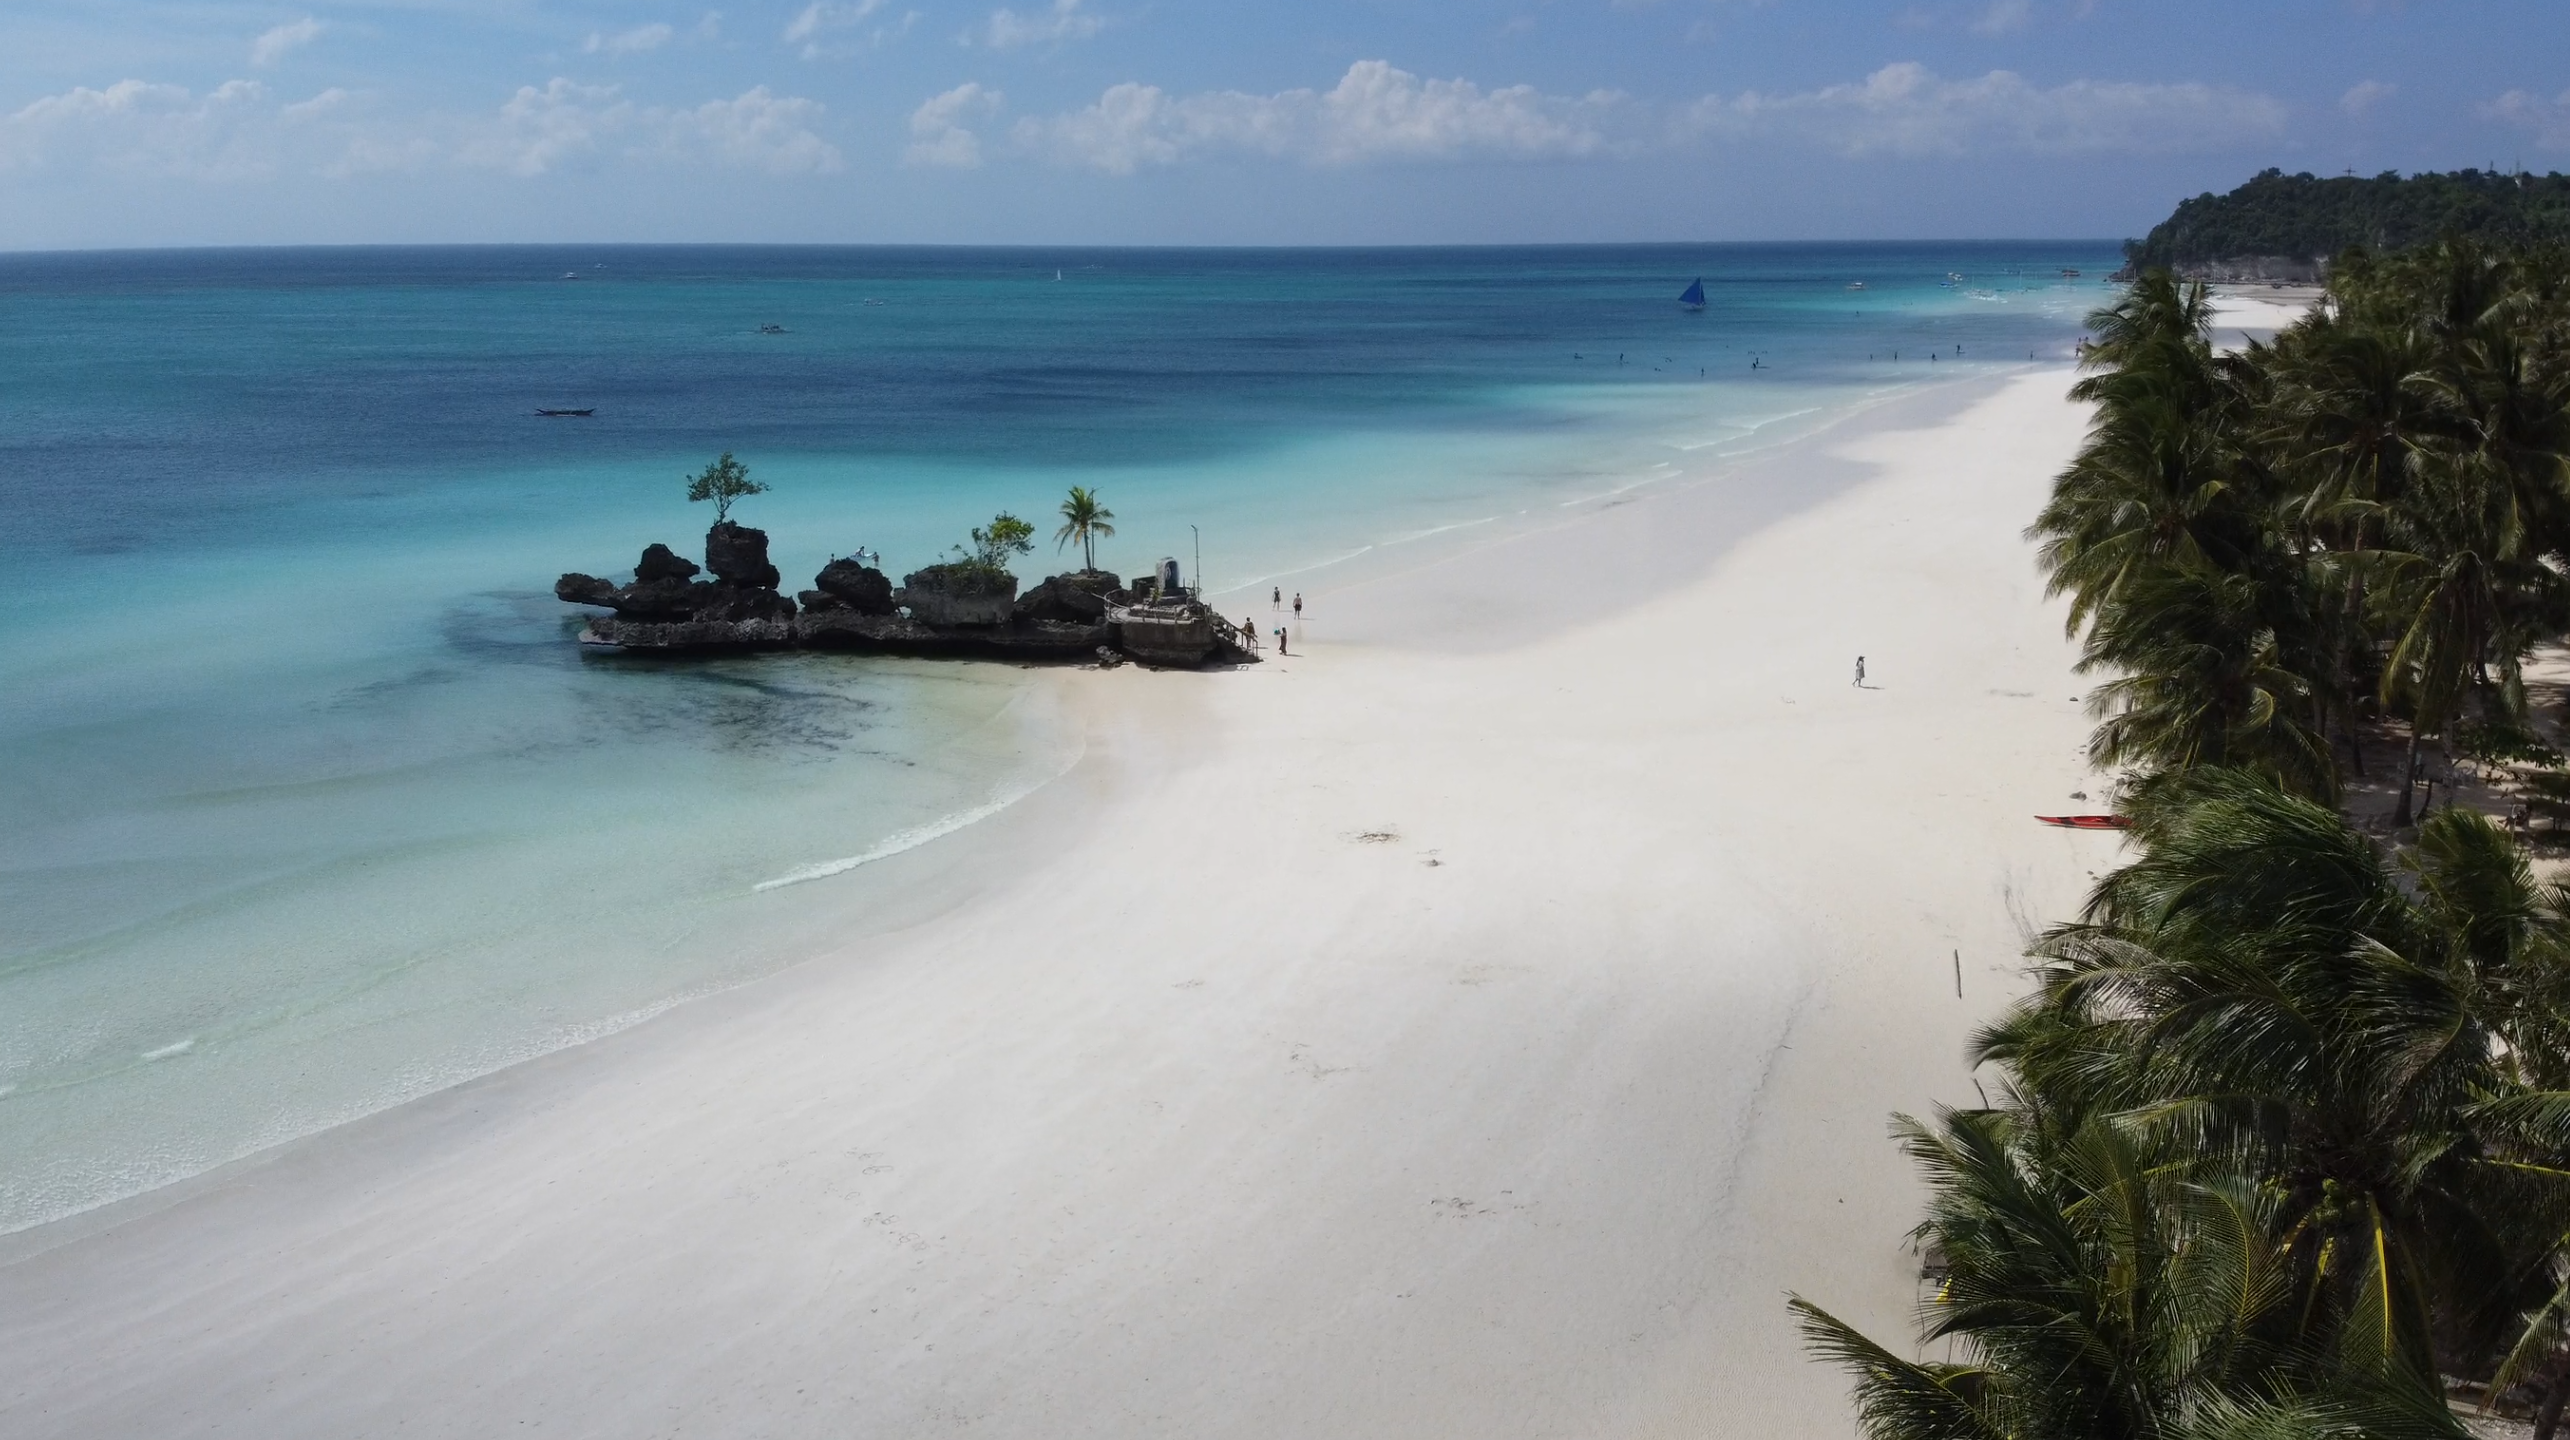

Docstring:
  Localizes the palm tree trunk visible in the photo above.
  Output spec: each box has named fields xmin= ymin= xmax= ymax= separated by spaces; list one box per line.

xmin=2343 ymin=569 xmax=2369 ymax=777
xmin=2537 ymin=1371 xmax=2569 ymax=1440
xmin=2394 ymin=730 xmax=2421 ymax=827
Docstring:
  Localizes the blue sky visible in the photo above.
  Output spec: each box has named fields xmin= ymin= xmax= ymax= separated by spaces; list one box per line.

xmin=3 ymin=0 xmax=2564 ymax=249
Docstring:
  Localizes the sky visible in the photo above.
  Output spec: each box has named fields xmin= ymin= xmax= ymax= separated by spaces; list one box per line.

xmin=2 ymin=0 xmax=2565 ymax=250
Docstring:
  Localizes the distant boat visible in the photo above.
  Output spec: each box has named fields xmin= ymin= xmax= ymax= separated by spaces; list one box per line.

xmin=757 ymin=323 xmax=787 ymax=334
xmin=534 ymin=408 xmax=595 ymax=418
xmin=1846 ymin=281 xmax=1866 ymax=291
xmin=560 ymin=272 xmax=579 ymax=280
xmin=2060 ymin=268 xmax=2081 ymax=278
xmin=1678 ymin=278 xmax=1705 ymax=310
xmin=2036 ymin=814 xmax=2130 ymax=829
xmin=1055 ymin=269 xmax=1064 ymax=281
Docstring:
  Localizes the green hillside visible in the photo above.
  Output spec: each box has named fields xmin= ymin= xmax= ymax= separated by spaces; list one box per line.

xmin=2124 ymin=167 xmax=2570 ymax=273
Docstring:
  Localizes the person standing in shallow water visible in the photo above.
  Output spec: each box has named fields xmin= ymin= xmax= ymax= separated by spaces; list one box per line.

xmin=1272 ymin=586 xmax=1281 ymax=611
xmin=1292 ymin=593 xmax=1302 ymax=622
xmin=1853 ymin=656 xmax=1865 ymax=687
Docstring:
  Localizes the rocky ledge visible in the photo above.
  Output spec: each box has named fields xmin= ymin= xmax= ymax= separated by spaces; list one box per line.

xmin=557 ymin=526 xmax=1252 ymax=667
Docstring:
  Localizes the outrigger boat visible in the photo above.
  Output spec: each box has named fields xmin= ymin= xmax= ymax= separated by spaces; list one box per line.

xmin=2035 ymin=814 xmax=2131 ymax=829
xmin=534 ymin=407 xmax=596 ymax=417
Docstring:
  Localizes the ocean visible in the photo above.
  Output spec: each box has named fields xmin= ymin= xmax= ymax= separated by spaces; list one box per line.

xmin=0 ymin=241 xmax=2119 ymax=1232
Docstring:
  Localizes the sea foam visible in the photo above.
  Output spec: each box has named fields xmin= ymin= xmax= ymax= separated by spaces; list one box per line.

xmin=753 ymin=745 xmax=1084 ymax=893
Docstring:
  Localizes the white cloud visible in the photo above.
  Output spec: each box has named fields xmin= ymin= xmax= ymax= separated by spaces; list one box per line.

xmin=2339 ymin=79 xmax=2394 ymax=116
xmin=461 ymin=78 xmax=625 ymax=175
xmin=584 ymin=23 xmax=676 ymax=56
xmin=976 ymin=0 xmax=1103 ymax=49
xmin=464 ymin=78 xmax=840 ymax=175
xmin=785 ymin=0 xmax=912 ymax=55
xmin=1970 ymin=0 xmax=2032 ymax=34
xmin=1014 ymin=60 xmax=1619 ymax=174
xmin=283 ymin=88 xmax=350 ymax=120
xmin=665 ymin=87 xmax=842 ymax=172
xmin=251 ymin=17 xmax=323 ymax=66
xmin=0 ymin=78 xmax=283 ymax=179
xmin=0 ymin=75 xmax=840 ymax=181
xmin=2487 ymin=89 xmax=2570 ymax=151
xmin=1678 ymin=62 xmax=2286 ymax=157
xmin=907 ymin=82 xmax=1002 ymax=166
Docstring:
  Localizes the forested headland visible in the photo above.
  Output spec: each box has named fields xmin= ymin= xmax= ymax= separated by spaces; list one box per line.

xmin=1797 ymin=239 xmax=2570 ymax=1438
xmin=2122 ymin=169 xmax=2570 ymax=281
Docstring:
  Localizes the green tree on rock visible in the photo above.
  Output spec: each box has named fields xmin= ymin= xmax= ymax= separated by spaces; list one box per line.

xmin=685 ymin=452 xmax=768 ymax=523
xmin=955 ymin=512 xmax=1034 ymax=575
xmin=1054 ymin=486 xmax=1116 ymax=572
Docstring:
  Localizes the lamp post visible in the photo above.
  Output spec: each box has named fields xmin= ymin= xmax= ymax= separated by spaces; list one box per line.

xmin=1189 ymin=524 xmax=1200 ymax=602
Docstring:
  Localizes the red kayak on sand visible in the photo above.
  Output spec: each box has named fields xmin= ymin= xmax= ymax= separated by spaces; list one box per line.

xmin=2036 ymin=814 xmax=2133 ymax=829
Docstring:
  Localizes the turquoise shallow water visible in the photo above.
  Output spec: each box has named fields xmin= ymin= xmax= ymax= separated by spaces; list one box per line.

xmin=0 ymin=242 xmax=2118 ymax=1231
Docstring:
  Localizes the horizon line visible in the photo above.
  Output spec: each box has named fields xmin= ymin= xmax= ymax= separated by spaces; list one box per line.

xmin=0 ymin=236 xmax=2133 ymax=260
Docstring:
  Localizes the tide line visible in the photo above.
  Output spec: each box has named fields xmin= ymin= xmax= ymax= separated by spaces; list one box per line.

xmin=751 ymin=746 xmax=1083 ymax=893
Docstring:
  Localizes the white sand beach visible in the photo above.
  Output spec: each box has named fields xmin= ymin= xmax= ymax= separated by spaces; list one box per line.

xmin=0 ymin=369 xmax=2116 ymax=1438
xmin=2208 ymin=286 xmax=2325 ymax=346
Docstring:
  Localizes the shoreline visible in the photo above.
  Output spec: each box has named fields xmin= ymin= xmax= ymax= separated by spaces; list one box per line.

xmin=0 ymin=363 xmax=2032 ymax=1247
xmin=0 ymin=365 xmax=2108 ymax=1437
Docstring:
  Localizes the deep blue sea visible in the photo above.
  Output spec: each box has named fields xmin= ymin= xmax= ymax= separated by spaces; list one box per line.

xmin=0 ymin=242 xmax=2119 ymax=1230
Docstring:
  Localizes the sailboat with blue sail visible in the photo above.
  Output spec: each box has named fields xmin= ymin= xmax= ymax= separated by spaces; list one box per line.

xmin=1678 ymin=278 xmax=1706 ymax=311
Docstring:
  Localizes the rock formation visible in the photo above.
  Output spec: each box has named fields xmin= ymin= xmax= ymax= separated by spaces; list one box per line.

xmin=555 ymin=525 xmax=795 ymax=650
xmin=1013 ymin=570 xmax=1126 ymax=624
xmin=703 ymin=521 xmax=781 ymax=591
xmin=894 ymin=564 xmax=1019 ymax=628
xmin=798 ymin=558 xmax=897 ymax=616
xmin=561 ymin=543 xmax=1249 ymax=668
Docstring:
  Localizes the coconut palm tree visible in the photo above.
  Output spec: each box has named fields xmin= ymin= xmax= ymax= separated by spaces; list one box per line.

xmin=1803 ymin=775 xmax=2570 ymax=1439
xmin=1980 ymin=776 xmax=2565 ymax=1379
xmin=1794 ymin=1106 xmax=2471 ymax=1440
xmin=1054 ymin=486 xmax=1115 ymax=573
xmin=2076 ymin=560 xmax=2332 ymax=799
xmin=1810 ymin=245 xmax=2570 ymax=1439
xmin=2267 ymin=317 xmax=2444 ymax=773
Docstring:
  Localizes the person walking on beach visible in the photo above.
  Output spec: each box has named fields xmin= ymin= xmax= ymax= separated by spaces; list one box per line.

xmin=1853 ymin=655 xmax=1865 ymax=687
xmin=1275 ymin=627 xmax=1288 ymax=655
xmin=1272 ymin=586 xmax=1281 ymax=611
xmin=1292 ymin=592 xmax=1302 ymax=622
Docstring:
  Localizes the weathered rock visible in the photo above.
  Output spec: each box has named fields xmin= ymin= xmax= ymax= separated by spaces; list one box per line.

xmin=556 ymin=573 xmax=619 ymax=607
xmin=704 ymin=521 xmax=780 ymax=590
xmin=795 ymin=608 xmax=1105 ymax=658
xmin=896 ymin=563 xmax=1018 ymax=627
xmin=1013 ymin=570 xmax=1123 ymax=624
xmin=557 ymin=536 xmax=793 ymax=636
xmin=688 ymin=585 xmax=797 ymax=624
xmin=1112 ymin=601 xmax=1221 ymax=667
xmin=556 ymin=575 xmax=707 ymax=620
xmin=635 ymin=544 xmax=700 ymax=584
xmin=580 ymin=614 xmax=796 ymax=651
xmin=561 ymin=541 xmax=1205 ymax=664
xmin=808 ymin=558 xmax=896 ymax=615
